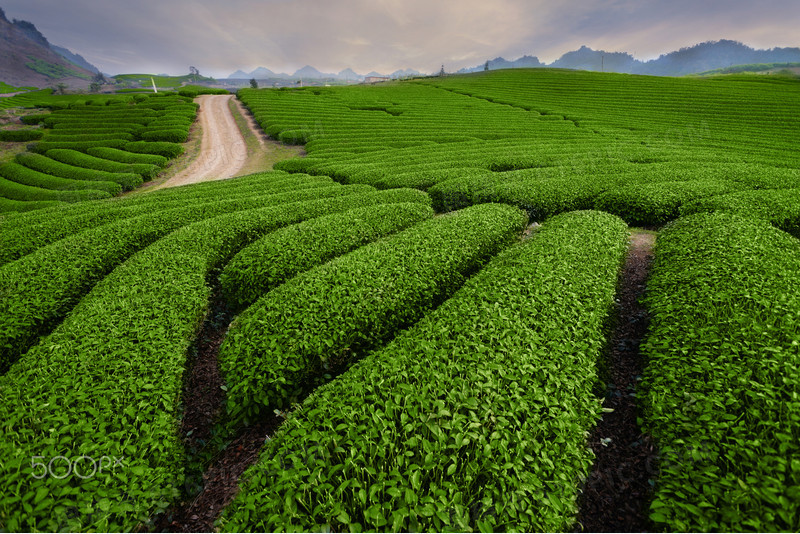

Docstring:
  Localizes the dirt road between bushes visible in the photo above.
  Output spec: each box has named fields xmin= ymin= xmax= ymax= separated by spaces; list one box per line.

xmin=155 ymin=94 xmax=249 ymax=189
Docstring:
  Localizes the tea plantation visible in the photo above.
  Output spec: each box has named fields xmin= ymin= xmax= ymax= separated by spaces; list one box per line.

xmin=0 ymin=68 xmax=798 ymax=531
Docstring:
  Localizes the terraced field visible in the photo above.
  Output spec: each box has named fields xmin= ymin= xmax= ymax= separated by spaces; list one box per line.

xmin=0 ymin=90 xmax=210 ymax=211
xmin=1 ymin=69 xmax=799 ymax=532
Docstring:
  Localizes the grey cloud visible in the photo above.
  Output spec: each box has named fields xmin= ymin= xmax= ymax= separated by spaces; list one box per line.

xmin=2 ymin=0 xmax=798 ymax=77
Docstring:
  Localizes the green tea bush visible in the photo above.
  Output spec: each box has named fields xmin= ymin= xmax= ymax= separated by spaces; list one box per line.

xmin=0 ymin=184 xmax=372 ymax=371
xmin=15 ymin=152 xmax=132 ymax=192
xmin=46 ymin=149 xmax=156 ymax=183
xmin=681 ymin=188 xmax=800 ymax=237
xmin=220 ymin=201 xmax=435 ymax=308
xmin=0 ymin=197 xmax=63 ymax=213
xmin=220 ymin=203 xmax=528 ymax=427
xmin=221 ymin=210 xmax=629 ymax=532
xmin=0 ymin=173 xmax=337 ymax=266
xmin=28 ymin=139 xmax=131 ymax=154
xmin=594 ymin=179 xmax=747 ymax=226
xmin=641 ymin=212 xmax=800 ymax=531
xmin=139 ymin=129 xmax=189 ymax=143
xmin=0 ymin=187 xmax=435 ymax=532
xmin=0 ymin=175 xmax=111 ymax=202
xmin=0 ymin=129 xmax=43 ymax=142
xmin=124 ymin=141 xmax=185 ymax=158
xmin=0 ymin=162 xmax=121 ymax=195
xmin=86 ymin=147 xmax=169 ymax=167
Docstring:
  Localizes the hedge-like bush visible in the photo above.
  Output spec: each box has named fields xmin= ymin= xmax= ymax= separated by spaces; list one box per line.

xmin=0 ymin=183 xmax=373 ymax=371
xmin=0 ymin=129 xmax=44 ymax=142
xmin=220 ymin=210 xmax=629 ymax=532
xmin=28 ymin=139 xmax=130 ymax=154
xmin=15 ymin=152 xmax=137 ymax=191
xmin=0 ymin=187 xmax=434 ymax=532
xmin=680 ymin=188 xmax=800 ymax=237
xmin=220 ymin=202 xmax=435 ymax=308
xmin=0 ymin=175 xmax=111 ymax=203
xmin=86 ymin=147 xmax=169 ymax=167
xmin=0 ymin=162 xmax=121 ymax=195
xmin=594 ymin=179 xmax=746 ymax=226
xmin=46 ymin=149 xmax=157 ymax=182
xmin=19 ymin=113 xmax=50 ymax=125
xmin=0 ymin=172 xmax=339 ymax=266
xmin=640 ymin=212 xmax=800 ymax=532
xmin=139 ymin=129 xmax=189 ymax=143
xmin=0 ymin=197 xmax=64 ymax=213
xmin=43 ymin=132 xmax=136 ymax=142
xmin=124 ymin=141 xmax=185 ymax=158
xmin=220 ymin=203 xmax=528 ymax=427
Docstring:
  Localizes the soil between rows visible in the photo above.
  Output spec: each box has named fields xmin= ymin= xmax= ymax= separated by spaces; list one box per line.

xmin=157 ymin=230 xmax=659 ymax=532
xmin=154 ymin=294 xmax=280 ymax=533
xmin=576 ymin=230 xmax=658 ymax=532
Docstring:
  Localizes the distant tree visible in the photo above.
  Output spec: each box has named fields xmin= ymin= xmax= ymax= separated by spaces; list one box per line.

xmin=89 ymin=82 xmax=101 ymax=93
xmin=189 ymin=66 xmax=200 ymax=81
xmin=484 ymin=60 xmax=489 ymax=71
xmin=55 ymin=82 xmax=67 ymax=95
xmin=249 ymin=78 xmax=258 ymax=89
xmin=439 ymin=65 xmax=445 ymax=76
xmin=92 ymin=72 xmax=107 ymax=85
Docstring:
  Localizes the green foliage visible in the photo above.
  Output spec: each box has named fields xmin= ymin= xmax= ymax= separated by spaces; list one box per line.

xmin=29 ymin=139 xmax=130 ymax=154
xmin=25 ymin=57 xmax=91 ymax=80
xmin=124 ymin=141 xmax=185 ymax=158
xmin=139 ymin=129 xmax=189 ymax=143
xmin=0 ymin=186 xmax=433 ymax=531
xmin=86 ymin=147 xmax=168 ymax=167
xmin=0 ymin=81 xmax=37 ymax=93
xmin=220 ymin=203 xmax=528 ymax=427
xmin=0 ymin=181 xmax=372 ymax=371
xmin=220 ymin=202 xmax=435 ymax=308
xmin=0 ymin=175 xmax=110 ymax=202
xmin=14 ymin=152 xmax=128 ymax=193
xmin=237 ymin=69 xmax=799 ymax=225
xmin=594 ymin=179 xmax=746 ymax=226
xmin=0 ymin=172 xmax=335 ymax=266
xmin=0 ymin=197 xmax=64 ymax=213
xmin=681 ymin=188 xmax=800 ymax=237
xmin=0 ymin=129 xmax=43 ymax=142
xmin=0 ymin=162 xmax=120 ymax=195
xmin=220 ymin=210 xmax=629 ymax=532
xmin=178 ymin=85 xmax=229 ymax=97
xmin=640 ymin=212 xmax=800 ymax=531
xmin=46 ymin=149 xmax=153 ymax=185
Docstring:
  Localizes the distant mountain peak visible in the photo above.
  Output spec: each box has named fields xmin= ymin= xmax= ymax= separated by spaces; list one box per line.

xmin=12 ymin=18 xmax=50 ymax=48
xmin=461 ymin=40 xmax=800 ymax=76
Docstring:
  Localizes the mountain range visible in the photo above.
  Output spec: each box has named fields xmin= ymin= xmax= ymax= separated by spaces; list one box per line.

xmin=458 ymin=40 xmax=800 ymax=76
xmin=229 ymin=40 xmax=800 ymax=81
xmin=2 ymin=4 xmax=799 ymax=90
xmin=227 ymin=65 xmax=422 ymax=81
xmin=0 ymin=6 xmax=99 ymax=88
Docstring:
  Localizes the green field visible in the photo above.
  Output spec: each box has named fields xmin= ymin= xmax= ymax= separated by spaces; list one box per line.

xmin=0 ymin=91 xmax=198 ymax=208
xmin=1 ymin=68 xmax=799 ymax=531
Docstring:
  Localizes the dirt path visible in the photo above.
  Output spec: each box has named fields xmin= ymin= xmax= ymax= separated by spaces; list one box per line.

xmin=155 ymin=94 xmax=248 ymax=189
xmin=577 ymin=229 xmax=658 ymax=532
xmin=155 ymin=291 xmax=281 ymax=532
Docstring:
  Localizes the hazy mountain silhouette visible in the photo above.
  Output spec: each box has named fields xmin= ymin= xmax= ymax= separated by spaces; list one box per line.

xmin=462 ymin=40 xmax=800 ymax=75
xmin=0 ymin=7 xmax=97 ymax=87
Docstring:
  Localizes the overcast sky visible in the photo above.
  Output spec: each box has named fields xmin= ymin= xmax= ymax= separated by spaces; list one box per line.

xmin=4 ymin=0 xmax=799 ymax=77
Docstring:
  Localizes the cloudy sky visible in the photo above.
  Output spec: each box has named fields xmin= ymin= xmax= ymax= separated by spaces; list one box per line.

xmin=4 ymin=0 xmax=799 ymax=77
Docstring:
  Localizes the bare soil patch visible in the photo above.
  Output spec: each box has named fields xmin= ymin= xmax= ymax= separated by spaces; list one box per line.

xmin=154 ymin=95 xmax=248 ymax=189
xmin=154 ymin=292 xmax=281 ymax=532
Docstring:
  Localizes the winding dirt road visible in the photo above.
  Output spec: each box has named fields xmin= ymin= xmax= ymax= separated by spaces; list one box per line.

xmin=156 ymin=94 xmax=249 ymax=189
